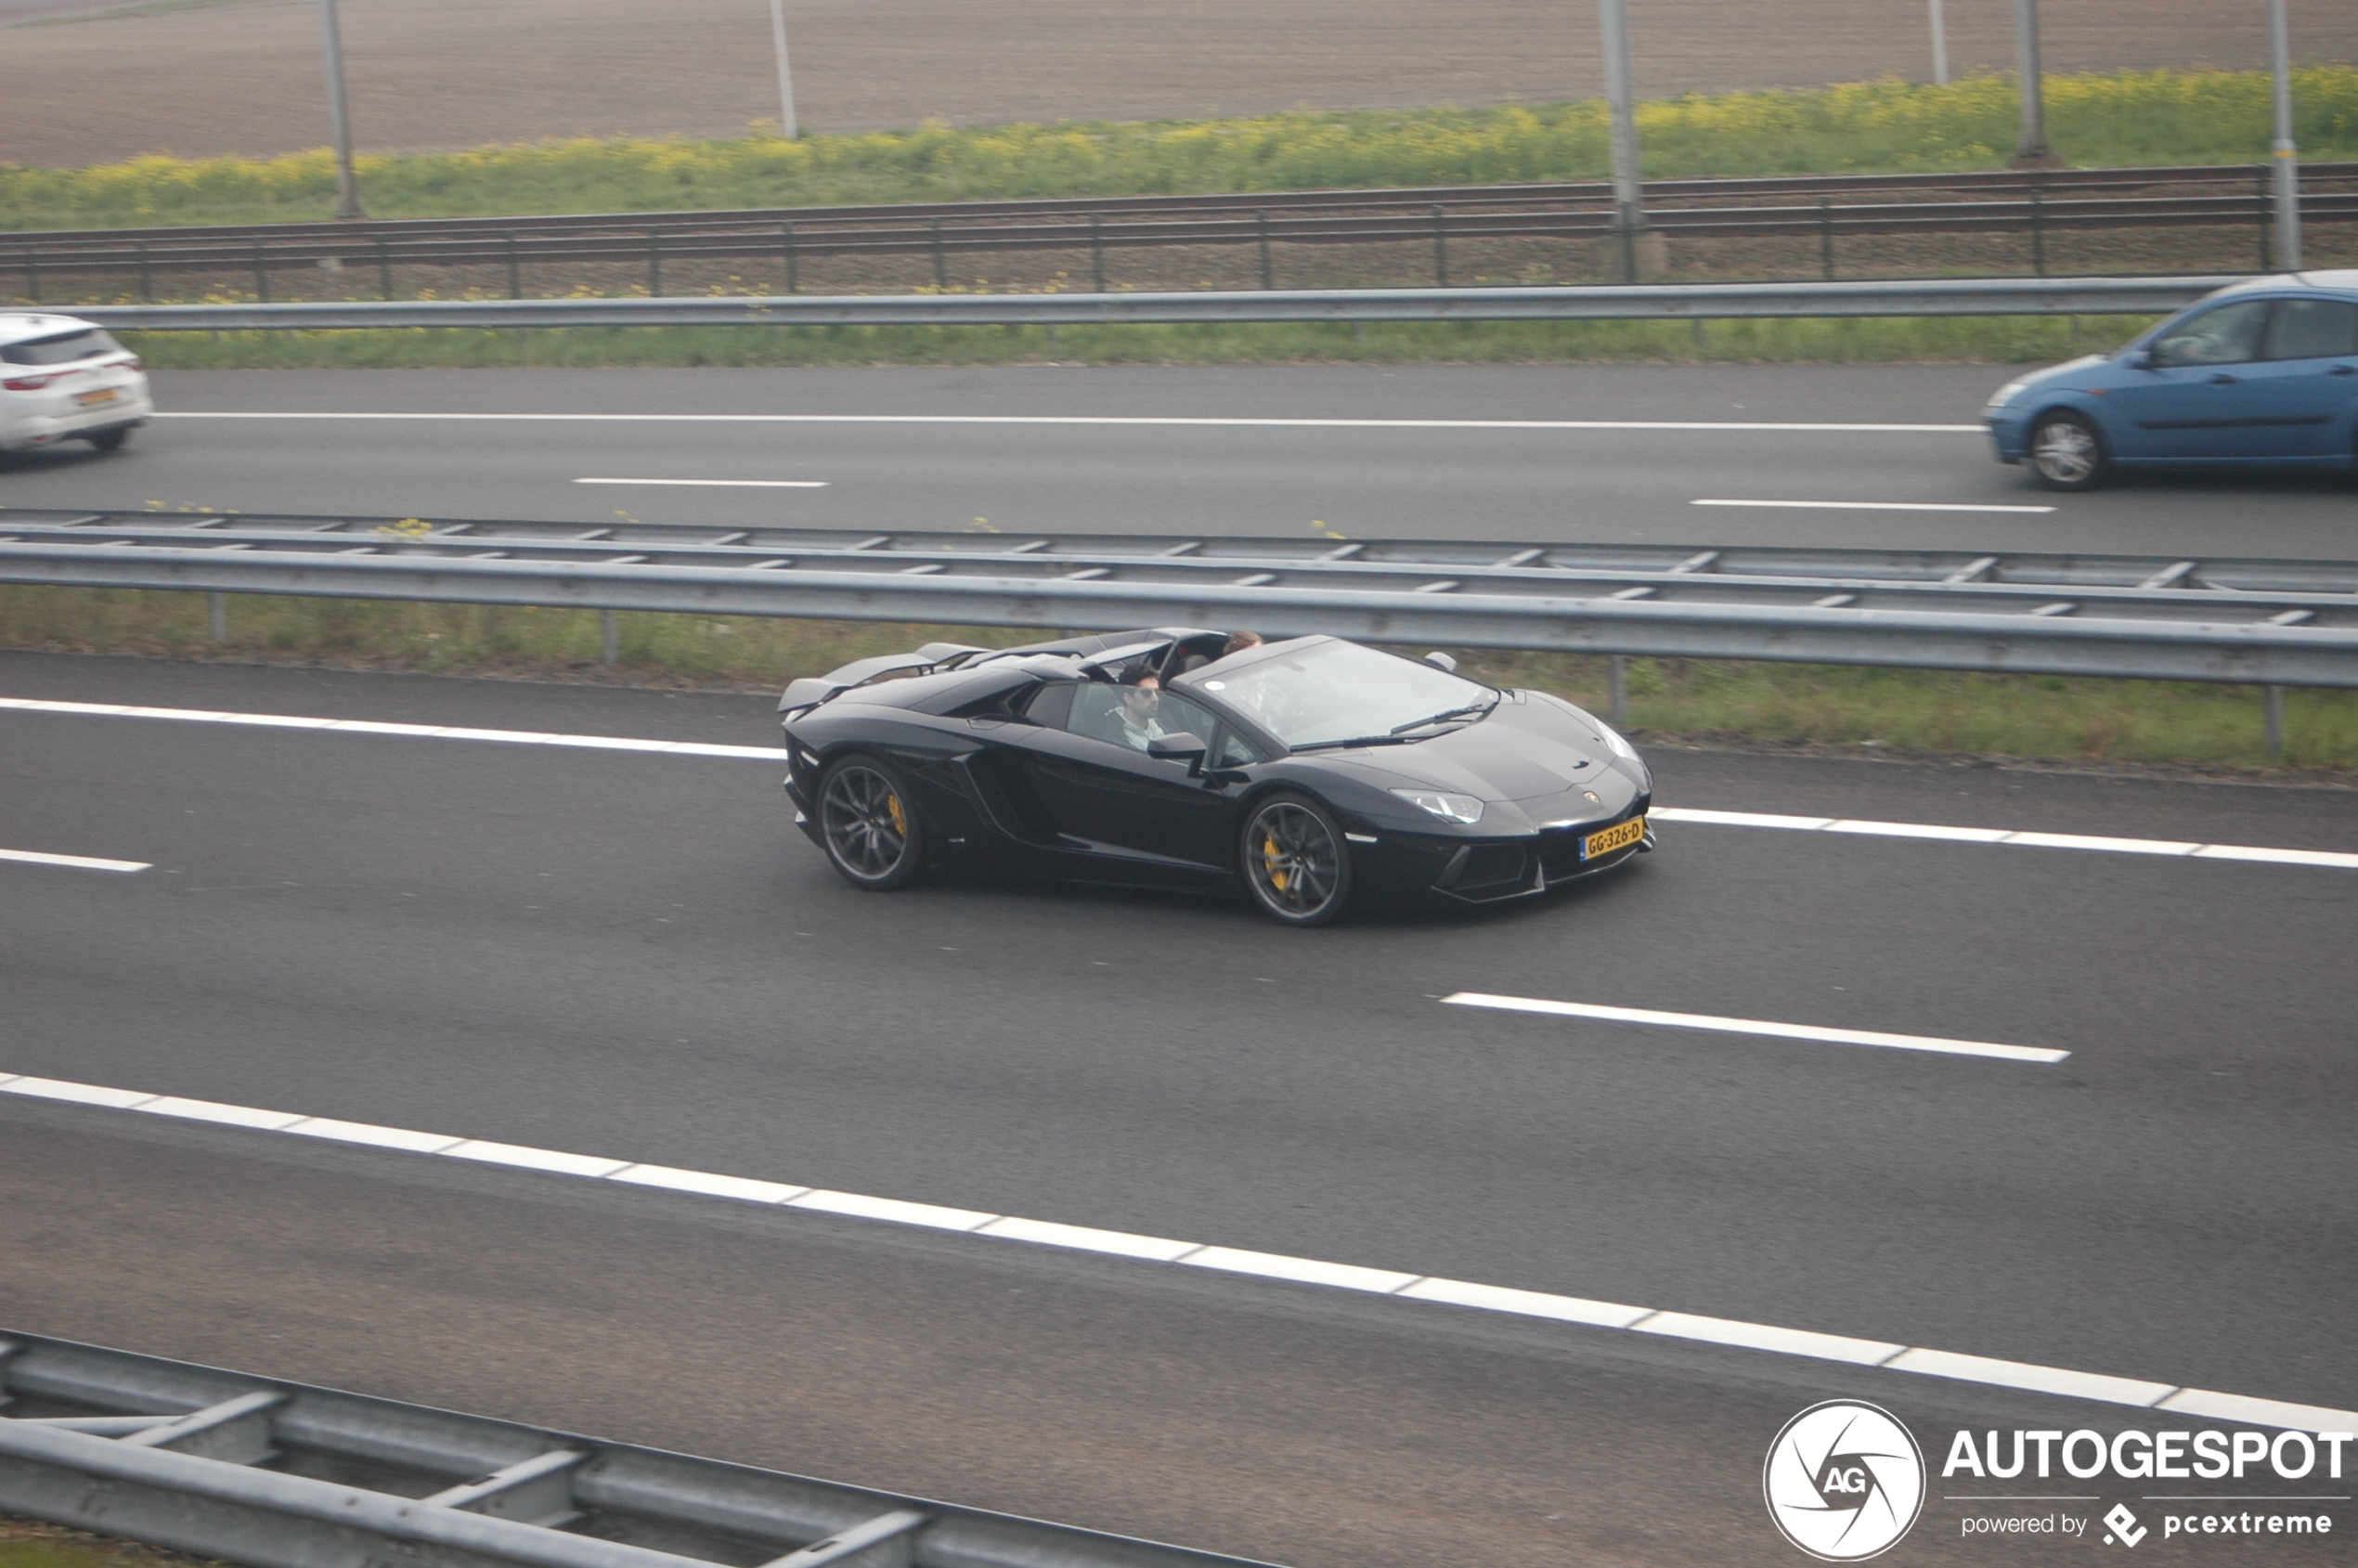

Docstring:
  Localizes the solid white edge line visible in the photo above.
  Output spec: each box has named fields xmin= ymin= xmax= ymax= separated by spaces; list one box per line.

xmin=1440 ymin=993 xmax=2069 ymax=1065
xmin=575 ymin=477 xmax=830 ymax=487
xmin=0 ymin=848 xmax=151 ymax=873
xmin=9 ymin=698 xmax=2352 ymax=868
xmin=1692 ymin=499 xmax=2057 ymax=513
xmin=153 ymin=411 xmax=1987 ymax=433
xmin=4 ymin=1069 xmax=2351 ymax=1432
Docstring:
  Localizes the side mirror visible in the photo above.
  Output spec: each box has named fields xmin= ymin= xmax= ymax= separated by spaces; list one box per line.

xmin=1147 ymin=732 xmax=1208 ymax=765
xmin=2125 ymin=348 xmax=2156 ymax=370
xmin=1423 ymin=651 xmax=1458 ymax=673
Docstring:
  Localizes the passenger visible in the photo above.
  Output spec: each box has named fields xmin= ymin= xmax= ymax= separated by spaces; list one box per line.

xmin=1221 ymin=630 xmax=1264 ymax=657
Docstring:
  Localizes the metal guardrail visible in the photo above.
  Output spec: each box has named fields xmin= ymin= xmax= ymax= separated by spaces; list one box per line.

xmin=0 ymin=1331 xmax=1276 ymax=1568
xmin=3 ymin=512 xmax=2352 ymax=687
xmin=8 ymin=162 xmax=2352 ymax=302
xmin=59 ymin=274 xmax=2234 ymax=332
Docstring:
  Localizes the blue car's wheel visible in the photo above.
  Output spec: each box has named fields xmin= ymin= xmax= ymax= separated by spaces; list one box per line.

xmin=2029 ymin=411 xmax=2107 ymax=491
xmin=1241 ymin=793 xmax=1353 ymax=927
xmin=818 ymin=755 xmax=925 ymax=890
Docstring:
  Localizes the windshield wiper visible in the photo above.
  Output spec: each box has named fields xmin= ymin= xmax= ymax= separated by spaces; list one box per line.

xmin=1387 ymin=697 xmax=1498 ymax=735
xmin=1289 ymin=734 xmax=1415 ymax=752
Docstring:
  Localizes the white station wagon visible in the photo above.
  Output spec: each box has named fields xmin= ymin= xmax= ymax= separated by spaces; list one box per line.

xmin=0 ymin=313 xmax=152 ymax=460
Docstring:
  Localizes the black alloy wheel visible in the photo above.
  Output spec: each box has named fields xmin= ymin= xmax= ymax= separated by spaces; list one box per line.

xmin=818 ymin=755 xmax=926 ymax=890
xmin=2028 ymin=411 xmax=2107 ymax=491
xmin=1240 ymin=792 xmax=1353 ymax=927
xmin=88 ymin=429 xmax=129 ymax=453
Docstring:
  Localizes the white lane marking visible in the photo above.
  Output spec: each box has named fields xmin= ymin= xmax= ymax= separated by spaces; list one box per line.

xmin=1440 ymin=993 xmax=2069 ymax=1065
xmin=11 ymin=698 xmax=2352 ymax=871
xmin=1692 ymin=498 xmax=2056 ymax=513
xmin=1648 ymin=806 xmax=2358 ymax=871
xmin=0 ymin=847 xmax=151 ymax=873
xmin=575 ymin=477 xmax=829 ymax=488
xmin=154 ymin=411 xmax=1984 ymax=434
xmin=5 ymin=1069 xmax=2346 ymax=1433
xmin=0 ymin=697 xmax=787 ymax=761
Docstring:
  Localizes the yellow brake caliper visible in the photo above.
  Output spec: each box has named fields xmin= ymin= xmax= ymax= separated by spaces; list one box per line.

xmin=1263 ymin=833 xmax=1288 ymax=891
xmin=886 ymin=794 xmax=907 ymax=836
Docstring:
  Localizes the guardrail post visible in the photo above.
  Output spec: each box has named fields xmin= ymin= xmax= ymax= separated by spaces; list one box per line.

xmin=1432 ymin=204 xmax=1448 ymax=287
xmin=1090 ymin=214 xmax=1106 ymax=294
xmin=1257 ymin=209 xmax=1274 ymax=290
xmin=930 ymin=219 xmax=947 ymax=289
xmin=1818 ymin=200 xmax=1835 ymax=280
xmin=2265 ymin=683 xmax=2285 ymax=758
xmin=376 ymin=235 xmax=393 ymax=301
xmin=647 ymin=229 xmax=663 ymax=297
xmin=783 ymin=224 xmax=798 ymax=293
xmin=506 ymin=229 xmax=522 ymax=299
xmin=207 ymin=593 xmax=227 ymax=642
xmin=601 ymin=609 xmax=619 ymax=667
xmin=21 ymin=248 xmax=34 ymax=304
xmin=2028 ymin=188 xmax=2046 ymax=276
xmin=1609 ymin=654 xmax=1628 ymax=726
xmin=136 ymin=242 xmax=151 ymax=302
xmin=2256 ymin=165 xmax=2273 ymax=271
xmin=253 ymin=240 xmax=269 ymax=304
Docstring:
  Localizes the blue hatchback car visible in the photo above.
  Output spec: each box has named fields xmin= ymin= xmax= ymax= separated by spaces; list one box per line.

xmin=1983 ymin=269 xmax=2358 ymax=490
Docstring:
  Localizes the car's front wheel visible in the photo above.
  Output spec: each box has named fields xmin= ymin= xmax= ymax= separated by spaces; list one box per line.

xmin=1240 ymin=792 xmax=1353 ymax=927
xmin=817 ymin=754 xmax=926 ymax=890
xmin=2028 ymin=411 xmax=2106 ymax=491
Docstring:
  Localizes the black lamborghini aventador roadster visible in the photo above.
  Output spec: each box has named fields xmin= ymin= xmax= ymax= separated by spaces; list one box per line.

xmin=778 ymin=628 xmax=1653 ymax=926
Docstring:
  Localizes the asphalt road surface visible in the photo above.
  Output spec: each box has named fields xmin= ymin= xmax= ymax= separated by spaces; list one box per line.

xmin=5 ymin=652 xmax=2354 ymax=1567
xmin=4 ymin=366 xmax=2355 ymax=560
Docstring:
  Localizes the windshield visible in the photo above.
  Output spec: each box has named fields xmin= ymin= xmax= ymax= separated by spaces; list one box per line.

xmin=1194 ymin=639 xmax=1494 ymax=749
xmin=2 ymin=329 xmax=123 ymax=366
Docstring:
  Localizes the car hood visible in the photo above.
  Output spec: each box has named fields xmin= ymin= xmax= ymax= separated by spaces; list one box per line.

xmin=1309 ymin=697 xmax=1609 ymax=802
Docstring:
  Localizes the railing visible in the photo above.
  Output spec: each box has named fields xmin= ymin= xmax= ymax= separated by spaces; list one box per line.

xmin=59 ymin=274 xmax=2234 ymax=331
xmin=0 ymin=1330 xmax=1276 ymax=1568
xmin=9 ymin=162 xmax=2351 ymax=304
xmin=3 ymin=512 xmax=2352 ymax=688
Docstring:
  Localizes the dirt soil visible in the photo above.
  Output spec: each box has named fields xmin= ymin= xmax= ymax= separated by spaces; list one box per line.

xmin=4 ymin=0 xmax=2355 ymax=171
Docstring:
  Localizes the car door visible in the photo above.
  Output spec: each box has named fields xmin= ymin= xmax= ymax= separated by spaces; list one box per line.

xmin=2235 ymin=296 xmax=2358 ymax=460
xmin=1015 ymin=684 xmax=1237 ymax=873
xmin=2106 ymin=299 xmax=2274 ymax=462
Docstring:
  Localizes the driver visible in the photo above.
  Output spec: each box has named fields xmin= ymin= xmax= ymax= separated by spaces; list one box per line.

xmin=1115 ymin=674 xmax=1166 ymax=752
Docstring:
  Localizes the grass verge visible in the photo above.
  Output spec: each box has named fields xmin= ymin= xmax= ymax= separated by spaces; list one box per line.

xmin=0 ymin=1517 xmax=216 ymax=1568
xmin=113 ymin=315 xmax=2151 ymax=369
xmin=6 ymin=587 xmax=2352 ymax=774
xmin=6 ymin=69 xmax=2357 ymax=230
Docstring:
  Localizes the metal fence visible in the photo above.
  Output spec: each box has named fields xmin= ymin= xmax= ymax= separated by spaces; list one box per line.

xmin=59 ymin=273 xmax=2235 ymax=332
xmin=4 ymin=512 xmax=2352 ymax=689
xmin=11 ymin=162 xmax=2352 ymax=305
xmin=0 ymin=1330 xmax=1276 ymax=1568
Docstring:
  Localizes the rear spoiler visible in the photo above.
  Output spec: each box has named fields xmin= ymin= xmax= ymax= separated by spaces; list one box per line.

xmin=776 ymin=642 xmax=991 ymax=712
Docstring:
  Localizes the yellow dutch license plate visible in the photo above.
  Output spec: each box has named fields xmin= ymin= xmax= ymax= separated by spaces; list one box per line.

xmin=1582 ymin=815 xmax=1645 ymax=861
xmin=75 ymin=387 xmax=119 ymax=407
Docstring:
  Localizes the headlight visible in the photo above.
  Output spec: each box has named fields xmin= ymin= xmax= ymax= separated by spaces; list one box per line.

xmin=1390 ymin=788 xmax=1484 ymax=824
xmin=1594 ymin=721 xmax=1639 ymax=762
xmin=1986 ymin=378 xmax=2031 ymax=408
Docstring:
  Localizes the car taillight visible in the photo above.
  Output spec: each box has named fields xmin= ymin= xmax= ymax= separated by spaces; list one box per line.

xmin=111 ymin=356 xmax=143 ymax=372
xmin=2 ymin=369 xmax=78 ymax=392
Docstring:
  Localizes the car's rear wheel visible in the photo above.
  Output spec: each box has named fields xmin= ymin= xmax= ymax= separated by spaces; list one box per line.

xmin=2028 ymin=411 xmax=2106 ymax=491
xmin=1240 ymin=792 xmax=1353 ymax=927
xmin=86 ymin=429 xmax=128 ymax=453
xmin=818 ymin=755 xmax=926 ymax=890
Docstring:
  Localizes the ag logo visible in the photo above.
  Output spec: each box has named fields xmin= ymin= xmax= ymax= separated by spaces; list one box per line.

xmin=1764 ymin=1400 xmax=1926 ymax=1561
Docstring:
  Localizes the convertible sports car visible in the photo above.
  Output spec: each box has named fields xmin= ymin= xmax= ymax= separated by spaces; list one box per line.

xmin=779 ymin=628 xmax=1653 ymax=926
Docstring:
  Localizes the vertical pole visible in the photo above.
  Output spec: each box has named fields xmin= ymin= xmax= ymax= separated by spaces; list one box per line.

xmin=1818 ymin=200 xmax=1834 ymax=279
xmin=253 ymin=240 xmax=269 ymax=302
xmin=1090 ymin=214 xmax=1106 ymax=293
xmin=22 ymin=248 xmax=35 ymax=304
xmin=930 ymin=218 xmax=946 ymax=288
xmin=2264 ymin=684 xmax=2285 ymax=758
xmin=2268 ymin=0 xmax=2301 ymax=273
xmin=1432 ymin=204 xmax=1448 ymax=287
xmin=1691 ymin=316 xmax=1705 ymax=355
xmin=137 ymin=241 xmax=151 ymax=302
xmin=2029 ymin=187 xmax=2046 ymax=276
xmin=647 ymin=229 xmax=662 ymax=296
xmin=1608 ymin=654 xmax=1628 ymax=727
xmin=783 ymin=224 xmax=797 ymax=292
xmin=601 ymin=610 xmax=619 ymax=667
xmin=317 ymin=0 xmax=365 ymax=219
xmin=1599 ymin=0 xmax=1644 ymax=283
xmin=1929 ymin=0 xmax=1949 ymax=85
xmin=1257 ymin=209 xmax=1274 ymax=290
xmin=208 ymin=593 xmax=227 ymax=642
xmin=2009 ymin=0 xmax=2054 ymax=168
xmin=506 ymin=229 xmax=521 ymax=298
xmin=768 ymin=0 xmax=797 ymax=140
xmin=377 ymin=234 xmax=393 ymax=299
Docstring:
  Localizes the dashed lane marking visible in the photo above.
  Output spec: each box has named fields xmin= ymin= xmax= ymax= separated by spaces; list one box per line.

xmin=8 ymin=699 xmax=2353 ymax=871
xmin=1440 ymin=993 xmax=2068 ymax=1064
xmin=1691 ymin=498 xmax=2056 ymax=513
xmin=153 ymin=411 xmax=1986 ymax=434
xmin=1 ymin=1069 xmax=2348 ymax=1435
xmin=574 ymin=477 xmax=829 ymax=487
xmin=0 ymin=847 xmax=150 ymax=873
